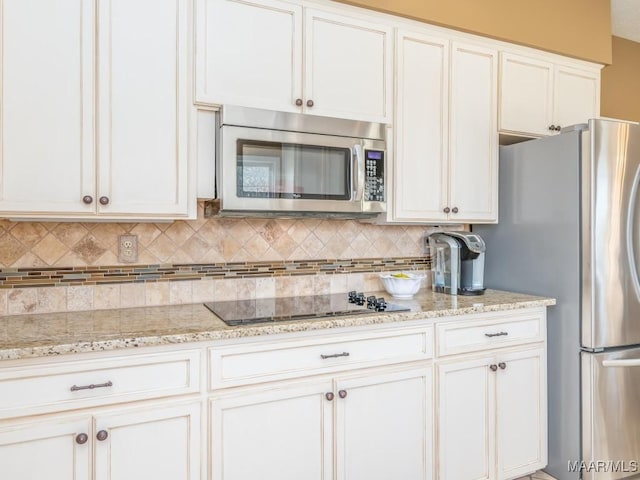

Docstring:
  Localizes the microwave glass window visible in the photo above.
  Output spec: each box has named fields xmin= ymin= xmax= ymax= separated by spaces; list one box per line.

xmin=237 ymin=140 xmax=350 ymax=200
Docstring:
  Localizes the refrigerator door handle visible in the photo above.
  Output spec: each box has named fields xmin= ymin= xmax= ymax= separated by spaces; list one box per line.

xmin=602 ymin=358 xmax=640 ymax=367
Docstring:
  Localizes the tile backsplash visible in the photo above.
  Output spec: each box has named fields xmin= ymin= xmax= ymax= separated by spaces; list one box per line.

xmin=0 ymin=202 xmax=447 ymax=316
xmin=0 ymin=203 xmax=432 ymax=268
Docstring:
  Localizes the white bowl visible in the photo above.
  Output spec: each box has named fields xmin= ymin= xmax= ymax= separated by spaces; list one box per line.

xmin=379 ymin=272 xmax=425 ymax=299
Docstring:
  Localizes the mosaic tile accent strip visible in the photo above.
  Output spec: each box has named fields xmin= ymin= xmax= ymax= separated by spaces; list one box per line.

xmin=0 ymin=256 xmax=430 ymax=289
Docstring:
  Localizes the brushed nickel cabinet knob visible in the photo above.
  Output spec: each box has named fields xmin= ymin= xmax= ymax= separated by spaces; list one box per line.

xmin=489 ymin=364 xmax=498 ymax=372
xmin=295 ymin=98 xmax=303 ymax=106
xmin=452 ymin=207 xmax=459 ymax=214
xmin=443 ymin=207 xmax=451 ymax=214
xmin=498 ymin=362 xmax=507 ymax=370
xmin=306 ymin=99 xmax=314 ymax=107
xmin=82 ymin=195 xmax=93 ymax=205
xmin=338 ymin=389 xmax=347 ymax=399
xmin=99 ymin=196 xmax=110 ymax=206
xmin=325 ymin=392 xmax=335 ymax=401
xmin=76 ymin=433 xmax=88 ymax=445
xmin=96 ymin=430 xmax=109 ymax=441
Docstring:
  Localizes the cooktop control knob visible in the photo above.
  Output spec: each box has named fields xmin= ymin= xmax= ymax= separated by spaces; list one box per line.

xmin=366 ymin=296 xmax=377 ymax=308
xmin=374 ymin=297 xmax=387 ymax=311
xmin=347 ymin=292 xmax=365 ymax=305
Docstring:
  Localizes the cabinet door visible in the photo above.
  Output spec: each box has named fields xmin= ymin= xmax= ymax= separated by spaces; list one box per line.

xmin=0 ymin=416 xmax=91 ymax=480
xmin=97 ymin=0 xmax=190 ymax=217
xmin=94 ymin=402 xmax=201 ymax=480
xmin=211 ymin=381 xmax=333 ymax=480
xmin=393 ymin=30 xmax=449 ymax=222
xmin=0 ymin=0 xmax=95 ymax=214
xmin=304 ymin=9 xmax=392 ymax=123
xmin=438 ymin=355 xmax=495 ymax=480
xmin=499 ymin=53 xmax=553 ymax=136
xmin=448 ymin=42 xmax=498 ymax=223
xmin=553 ymin=65 xmax=600 ymax=130
xmin=195 ymin=0 xmax=303 ymax=111
xmin=496 ymin=347 xmax=547 ymax=480
xmin=335 ymin=365 xmax=433 ymax=480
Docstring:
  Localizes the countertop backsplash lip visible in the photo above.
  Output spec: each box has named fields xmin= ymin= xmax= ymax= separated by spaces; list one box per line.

xmin=0 ymin=289 xmax=556 ymax=361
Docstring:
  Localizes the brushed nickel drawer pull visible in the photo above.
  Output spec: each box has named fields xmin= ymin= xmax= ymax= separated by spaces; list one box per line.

xmin=484 ymin=332 xmax=508 ymax=338
xmin=320 ymin=352 xmax=350 ymax=360
xmin=70 ymin=381 xmax=113 ymax=392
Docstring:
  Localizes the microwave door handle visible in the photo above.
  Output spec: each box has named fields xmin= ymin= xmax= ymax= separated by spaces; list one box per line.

xmin=353 ymin=144 xmax=364 ymax=201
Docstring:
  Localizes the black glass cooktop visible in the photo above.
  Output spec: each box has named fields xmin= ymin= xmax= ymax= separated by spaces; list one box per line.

xmin=204 ymin=293 xmax=411 ymax=326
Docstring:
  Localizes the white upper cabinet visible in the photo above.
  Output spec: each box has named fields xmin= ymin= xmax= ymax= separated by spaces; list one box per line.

xmin=0 ymin=0 xmax=95 ymax=215
xmin=303 ymin=8 xmax=392 ymax=122
xmin=96 ymin=0 xmax=190 ymax=217
xmin=195 ymin=0 xmax=392 ymax=123
xmin=393 ymin=31 xmax=449 ymax=222
xmin=498 ymin=54 xmax=553 ymax=137
xmin=393 ymin=30 xmax=497 ymax=223
xmin=448 ymin=42 xmax=498 ymax=223
xmin=195 ymin=0 xmax=303 ymax=112
xmin=0 ymin=0 xmax=193 ymax=219
xmin=499 ymin=52 xmax=600 ymax=137
xmin=553 ymin=65 xmax=600 ymax=130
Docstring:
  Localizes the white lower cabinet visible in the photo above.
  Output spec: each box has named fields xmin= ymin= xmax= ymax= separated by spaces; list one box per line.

xmin=438 ymin=354 xmax=495 ymax=480
xmin=0 ymin=402 xmax=201 ymax=480
xmin=0 ymin=416 xmax=92 ymax=480
xmin=211 ymin=364 xmax=433 ymax=480
xmin=496 ymin=348 xmax=547 ymax=480
xmin=437 ymin=345 xmax=546 ymax=480
xmin=335 ymin=367 xmax=432 ymax=480
xmin=0 ymin=307 xmax=547 ymax=480
xmin=93 ymin=402 xmax=201 ymax=480
xmin=211 ymin=380 xmax=333 ymax=480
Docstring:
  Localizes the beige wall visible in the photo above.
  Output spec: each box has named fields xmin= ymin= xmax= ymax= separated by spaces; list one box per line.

xmin=337 ymin=0 xmax=612 ymax=64
xmin=601 ymin=36 xmax=640 ymax=122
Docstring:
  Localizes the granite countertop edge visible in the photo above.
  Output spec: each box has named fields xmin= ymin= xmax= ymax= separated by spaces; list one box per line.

xmin=0 ymin=290 xmax=556 ymax=361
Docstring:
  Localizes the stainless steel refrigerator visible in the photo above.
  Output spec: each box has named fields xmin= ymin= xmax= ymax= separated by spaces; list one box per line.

xmin=476 ymin=119 xmax=640 ymax=480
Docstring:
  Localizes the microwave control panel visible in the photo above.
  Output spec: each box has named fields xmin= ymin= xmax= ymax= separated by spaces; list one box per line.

xmin=364 ymin=150 xmax=385 ymax=202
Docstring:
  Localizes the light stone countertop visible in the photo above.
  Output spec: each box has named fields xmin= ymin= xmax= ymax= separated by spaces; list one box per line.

xmin=0 ymin=289 xmax=555 ymax=361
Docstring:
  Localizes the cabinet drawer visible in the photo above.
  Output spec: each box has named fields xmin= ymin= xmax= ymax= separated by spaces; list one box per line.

xmin=209 ymin=327 xmax=433 ymax=389
xmin=0 ymin=350 xmax=201 ymax=419
xmin=436 ymin=311 xmax=545 ymax=357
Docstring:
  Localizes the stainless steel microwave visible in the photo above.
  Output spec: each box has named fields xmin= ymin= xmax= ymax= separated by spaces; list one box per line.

xmin=212 ymin=105 xmax=387 ymax=217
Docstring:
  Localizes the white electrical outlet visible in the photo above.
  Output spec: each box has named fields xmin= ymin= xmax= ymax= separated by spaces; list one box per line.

xmin=118 ymin=235 xmax=138 ymax=263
